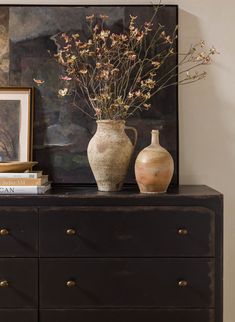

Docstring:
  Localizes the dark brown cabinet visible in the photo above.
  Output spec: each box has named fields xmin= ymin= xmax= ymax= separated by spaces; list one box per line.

xmin=0 ymin=259 xmax=38 ymax=308
xmin=39 ymin=206 xmax=215 ymax=257
xmin=40 ymin=309 xmax=215 ymax=322
xmin=0 ymin=185 xmax=223 ymax=322
xmin=0 ymin=208 xmax=38 ymax=257
xmin=0 ymin=310 xmax=37 ymax=322
xmin=40 ymin=258 xmax=215 ymax=308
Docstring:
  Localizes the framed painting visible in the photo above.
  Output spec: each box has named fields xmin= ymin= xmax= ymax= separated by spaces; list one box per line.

xmin=0 ymin=87 xmax=33 ymax=162
xmin=0 ymin=5 xmax=178 ymax=185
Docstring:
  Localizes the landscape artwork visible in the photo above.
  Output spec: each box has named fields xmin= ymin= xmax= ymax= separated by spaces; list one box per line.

xmin=0 ymin=100 xmax=20 ymax=162
xmin=0 ymin=5 xmax=178 ymax=184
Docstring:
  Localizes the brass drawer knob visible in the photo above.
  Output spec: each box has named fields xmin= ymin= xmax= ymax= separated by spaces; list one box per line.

xmin=0 ymin=229 xmax=9 ymax=236
xmin=66 ymin=229 xmax=76 ymax=236
xmin=0 ymin=280 xmax=9 ymax=288
xmin=178 ymin=280 xmax=188 ymax=287
xmin=178 ymin=228 xmax=188 ymax=235
xmin=66 ymin=280 xmax=76 ymax=287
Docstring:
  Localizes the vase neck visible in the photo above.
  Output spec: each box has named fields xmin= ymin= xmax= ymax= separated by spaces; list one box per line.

xmin=151 ymin=130 xmax=160 ymax=145
xmin=97 ymin=120 xmax=125 ymax=133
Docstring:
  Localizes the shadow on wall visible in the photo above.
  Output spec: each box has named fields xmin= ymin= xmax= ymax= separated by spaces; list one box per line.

xmin=179 ymin=8 xmax=233 ymax=322
xmin=178 ymin=9 xmax=230 ymax=186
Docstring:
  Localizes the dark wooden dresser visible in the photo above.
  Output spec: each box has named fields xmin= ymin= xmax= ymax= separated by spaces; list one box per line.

xmin=0 ymin=185 xmax=223 ymax=322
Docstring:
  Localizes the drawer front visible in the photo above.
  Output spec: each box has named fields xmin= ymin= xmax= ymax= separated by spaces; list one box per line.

xmin=0 ymin=310 xmax=37 ymax=322
xmin=0 ymin=259 xmax=38 ymax=308
xmin=39 ymin=206 xmax=215 ymax=257
xmin=40 ymin=258 xmax=214 ymax=308
xmin=40 ymin=309 xmax=214 ymax=322
xmin=0 ymin=208 xmax=38 ymax=257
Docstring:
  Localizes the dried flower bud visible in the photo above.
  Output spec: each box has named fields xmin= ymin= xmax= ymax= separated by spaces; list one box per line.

xmin=96 ymin=62 xmax=102 ymax=69
xmin=33 ymin=78 xmax=45 ymax=86
xmin=143 ymin=103 xmax=151 ymax=110
xmin=200 ymin=40 xmax=205 ymax=47
xmin=60 ymin=75 xmax=72 ymax=81
xmin=186 ymin=71 xmax=191 ymax=79
xmin=130 ymin=15 xmax=137 ymax=20
xmin=136 ymin=31 xmax=144 ymax=42
xmin=86 ymin=15 xmax=94 ymax=22
xmin=93 ymin=24 xmax=99 ymax=33
xmin=80 ymin=49 xmax=89 ymax=56
xmin=111 ymin=68 xmax=119 ymax=75
xmin=61 ymin=33 xmax=69 ymax=43
xmin=94 ymin=108 xmax=102 ymax=116
xmin=100 ymin=30 xmax=110 ymax=39
xmin=152 ymin=61 xmax=161 ymax=68
xmin=79 ymin=68 xmax=88 ymax=75
xmin=72 ymin=33 xmax=80 ymax=39
xmin=165 ymin=35 xmax=173 ymax=44
xmin=210 ymin=46 xmax=219 ymax=55
xmin=63 ymin=44 xmax=72 ymax=51
xmin=143 ymin=92 xmax=151 ymax=100
xmin=121 ymin=35 xmax=128 ymax=42
xmin=58 ymin=88 xmax=68 ymax=97
xmin=100 ymin=14 xmax=109 ymax=20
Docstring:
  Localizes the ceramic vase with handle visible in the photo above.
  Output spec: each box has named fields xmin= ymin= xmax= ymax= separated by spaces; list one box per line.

xmin=135 ymin=129 xmax=174 ymax=193
xmin=87 ymin=120 xmax=137 ymax=192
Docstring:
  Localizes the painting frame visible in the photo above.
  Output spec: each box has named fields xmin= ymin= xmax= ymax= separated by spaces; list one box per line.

xmin=0 ymin=5 xmax=178 ymax=186
xmin=0 ymin=87 xmax=34 ymax=162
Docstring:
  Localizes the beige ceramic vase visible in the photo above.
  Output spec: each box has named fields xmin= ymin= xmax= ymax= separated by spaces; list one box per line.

xmin=87 ymin=120 xmax=137 ymax=192
xmin=135 ymin=130 xmax=174 ymax=193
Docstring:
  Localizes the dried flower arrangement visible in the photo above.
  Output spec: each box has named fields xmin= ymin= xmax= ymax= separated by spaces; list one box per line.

xmin=51 ymin=6 xmax=218 ymax=120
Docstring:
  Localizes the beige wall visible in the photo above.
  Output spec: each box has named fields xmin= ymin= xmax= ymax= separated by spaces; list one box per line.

xmin=2 ymin=0 xmax=233 ymax=320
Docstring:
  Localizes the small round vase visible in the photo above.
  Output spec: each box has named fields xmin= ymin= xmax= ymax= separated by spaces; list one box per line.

xmin=87 ymin=120 xmax=137 ymax=192
xmin=135 ymin=130 xmax=174 ymax=193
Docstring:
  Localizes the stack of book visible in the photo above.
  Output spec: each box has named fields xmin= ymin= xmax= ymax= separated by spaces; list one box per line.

xmin=0 ymin=171 xmax=51 ymax=194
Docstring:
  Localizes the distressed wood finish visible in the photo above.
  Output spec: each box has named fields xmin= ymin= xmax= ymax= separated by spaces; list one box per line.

xmin=0 ymin=185 xmax=223 ymax=322
xmin=0 ymin=208 xmax=38 ymax=257
xmin=40 ymin=309 xmax=215 ymax=322
xmin=40 ymin=258 xmax=215 ymax=308
xmin=0 ymin=310 xmax=37 ymax=322
xmin=40 ymin=206 xmax=215 ymax=257
xmin=0 ymin=259 xmax=38 ymax=308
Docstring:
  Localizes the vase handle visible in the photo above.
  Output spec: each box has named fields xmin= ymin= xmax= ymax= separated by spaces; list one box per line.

xmin=125 ymin=126 xmax=138 ymax=148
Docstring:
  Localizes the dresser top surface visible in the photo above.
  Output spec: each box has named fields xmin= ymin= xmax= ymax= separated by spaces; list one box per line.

xmin=0 ymin=185 xmax=222 ymax=207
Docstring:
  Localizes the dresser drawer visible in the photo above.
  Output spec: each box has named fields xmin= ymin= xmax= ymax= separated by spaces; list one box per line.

xmin=40 ymin=258 xmax=214 ymax=308
xmin=40 ymin=309 xmax=214 ymax=322
xmin=0 ymin=208 xmax=38 ymax=257
xmin=0 ymin=310 xmax=37 ymax=322
xmin=0 ymin=259 xmax=38 ymax=308
xmin=39 ymin=206 xmax=215 ymax=257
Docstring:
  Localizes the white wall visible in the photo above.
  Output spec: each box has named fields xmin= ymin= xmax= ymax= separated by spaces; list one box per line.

xmin=1 ymin=0 xmax=233 ymax=320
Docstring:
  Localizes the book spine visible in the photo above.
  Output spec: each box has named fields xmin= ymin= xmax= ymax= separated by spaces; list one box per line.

xmin=0 ymin=176 xmax=47 ymax=186
xmin=0 ymin=173 xmax=40 ymax=179
xmin=0 ymin=186 xmax=39 ymax=194
xmin=0 ymin=184 xmax=51 ymax=194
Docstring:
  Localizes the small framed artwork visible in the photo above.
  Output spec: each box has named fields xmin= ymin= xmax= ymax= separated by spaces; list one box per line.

xmin=0 ymin=87 xmax=34 ymax=162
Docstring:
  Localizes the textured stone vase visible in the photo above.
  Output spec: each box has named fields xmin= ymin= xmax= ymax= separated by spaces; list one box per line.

xmin=135 ymin=130 xmax=174 ymax=193
xmin=87 ymin=120 xmax=137 ymax=192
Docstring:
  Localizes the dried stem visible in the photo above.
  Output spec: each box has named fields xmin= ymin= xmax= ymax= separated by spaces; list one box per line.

xmin=53 ymin=9 xmax=218 ymax=120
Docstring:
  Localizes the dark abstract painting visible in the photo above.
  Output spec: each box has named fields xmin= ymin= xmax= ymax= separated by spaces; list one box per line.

xmin=0 ymin=5 xmax=178 ymax=184
xmin=0 ymin=100 xmax=20 ymax=162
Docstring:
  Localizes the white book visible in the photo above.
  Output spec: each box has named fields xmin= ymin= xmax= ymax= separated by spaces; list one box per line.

xmin=0 ymin=183 xmax=51 ymax=195
xmin=0 ymin=171 xmax=43 ymax=179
